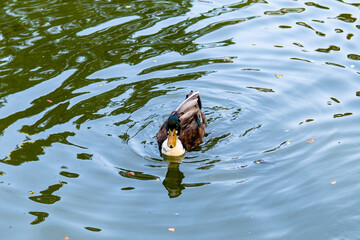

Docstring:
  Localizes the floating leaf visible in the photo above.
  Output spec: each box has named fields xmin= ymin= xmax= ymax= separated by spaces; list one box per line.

xmin=331 ymin=180 xmax=336 ymax=184
xmin=307 ymin=138 xmax=315 ymax=143
xmin=153 ymin=60 xmax=157 ymax=63
xmin=128 ymin=172 xmax=135 ymax=176
xmin=46 ymin=100 xmax=53 ymax=103
xmin=29 ymin=191 xmax=35 ymax=194
xmin=99 ymin=84 xmax=103 ymax=87
xmin=125 ymin=5 xmax=132 ymax=8
xmin=168 ymin=227 xmax=175 ymax=232
xmin=275 ymin=74 xmax=283 ymax=78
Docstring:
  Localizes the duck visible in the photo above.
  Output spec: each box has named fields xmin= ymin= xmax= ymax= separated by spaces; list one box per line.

xmin=157 ymin=91 xmax=207 ymax=156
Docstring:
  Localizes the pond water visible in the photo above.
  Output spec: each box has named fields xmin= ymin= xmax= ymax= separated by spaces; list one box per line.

xmin=1 ymin=0 xmax=360 ymax=239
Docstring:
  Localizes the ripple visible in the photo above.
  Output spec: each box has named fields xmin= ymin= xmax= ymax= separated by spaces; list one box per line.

xmin=76 ymin=16 xmax=140 ymax=37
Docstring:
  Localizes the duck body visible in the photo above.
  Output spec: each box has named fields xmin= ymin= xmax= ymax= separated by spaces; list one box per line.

xmin=157 ymin=91 xmax=207 ymax=156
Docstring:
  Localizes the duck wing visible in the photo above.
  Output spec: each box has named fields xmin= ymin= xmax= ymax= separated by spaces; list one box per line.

xmin=177 ymin=91 xmax=206 ymax=150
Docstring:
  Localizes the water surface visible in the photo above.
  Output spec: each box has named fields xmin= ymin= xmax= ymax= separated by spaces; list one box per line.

xmin=1 ymin=0 xmax=360 ymax=239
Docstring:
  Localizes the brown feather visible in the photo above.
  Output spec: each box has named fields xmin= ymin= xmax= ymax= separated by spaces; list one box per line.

xmin=157 ymin=91 xmax=206 ymax=153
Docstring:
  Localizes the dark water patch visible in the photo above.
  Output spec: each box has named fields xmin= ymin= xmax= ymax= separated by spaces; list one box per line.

xmin=1 ymin=132 xmax=76 ymax=166
xmin=84 ymin=227 xmax=102 ymax=232
xmin=29 ymin=211 xmax=49 ymax=225
xmin=118 ymin=168 xmax=159 ymax=181
xmin=334 ymin=112 xmax=353 ymax=118
xmin=279 ymin=25 xmax=292 ymax=29
xmin=293 ymin=42 xmax=304 ymax=48
xmin=346 ymin=33 xmax=354 ymax=40
xmin=247 ymin=86 xmax=275 ymax=93
xmin=315 ymin=45 xmax=340 ymax=53
xmin=290 ymin=57 xmax=314 ymax=63
xmin=77 ymin=153 xmax=93 ymax=160
xmin=335 ymin=13 xmax=357 ymax=23
xmin=139 ymin=57 xmax=235 ymax=75
xmin=305 ymin=2 xmax=330 ymax=10
xmin=263 ymin=141 xmax=288 ymax=153
xmin=242 ymin=124 xmax=262 ymax=137
xmin=296 ymin=21 xmax=326 ymax=37
xmin=28 ymin=183 xmax=63 ymax=204
xmin=59 ymin=171 xmax=79 ymax=178
xmin=335 ymin=28 xmax=344 ymax=33
xmin=348 ymin=54 xmax=360 ymax=61
xmin=264 ymin=8 xmax=305 ymax=15
xmin=325 ymin=62 xmax=345 ymax=68
xmin=330 ymin=97 xmax=341 ymax=103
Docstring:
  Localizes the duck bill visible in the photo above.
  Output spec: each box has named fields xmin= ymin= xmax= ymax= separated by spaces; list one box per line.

xmin=167 ymin=129 xmax=177 ymax=148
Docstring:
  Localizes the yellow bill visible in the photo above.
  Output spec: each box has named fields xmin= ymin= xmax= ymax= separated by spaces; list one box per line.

xmin=167 ymin=129 xmax=177 ymax=148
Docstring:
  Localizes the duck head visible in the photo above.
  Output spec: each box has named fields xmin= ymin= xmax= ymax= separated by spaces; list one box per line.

xmin=166 ymin=113 xmax=181 ymax=149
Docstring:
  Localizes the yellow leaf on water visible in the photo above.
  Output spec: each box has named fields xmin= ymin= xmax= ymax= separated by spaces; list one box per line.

xmin=153 ymin=60 xmax=157 ymax=63
xmin=125 ymin=5 xmax=132 ymax=8
xmin=99 ymin=84 xmax=103 ymax=87
xmin=168 ymin=227 xmax=175 ymax=232
xmin=275 ymin=74 xmax=283 ymax=78
xmin=29 ymin=191 xmax=35 ymax=194
xmin=331 ymin=181 xmax=336 ymax=184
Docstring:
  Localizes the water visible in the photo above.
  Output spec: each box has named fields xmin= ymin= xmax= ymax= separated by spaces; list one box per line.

xmin=1 ymin=0 xmax=360 ymax=239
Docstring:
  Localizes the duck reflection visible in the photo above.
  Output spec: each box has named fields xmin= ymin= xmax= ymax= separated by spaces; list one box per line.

xmin=163 ymin=161 xmax=185 ymax=198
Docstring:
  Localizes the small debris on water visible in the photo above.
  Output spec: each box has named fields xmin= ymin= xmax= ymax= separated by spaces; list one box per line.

xmin=307 ymin=138 xmax=315 ymax=143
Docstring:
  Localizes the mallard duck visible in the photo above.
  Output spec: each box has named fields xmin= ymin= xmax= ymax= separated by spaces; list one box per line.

xmin=157 ymin=91 xmax=206 ymax=156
